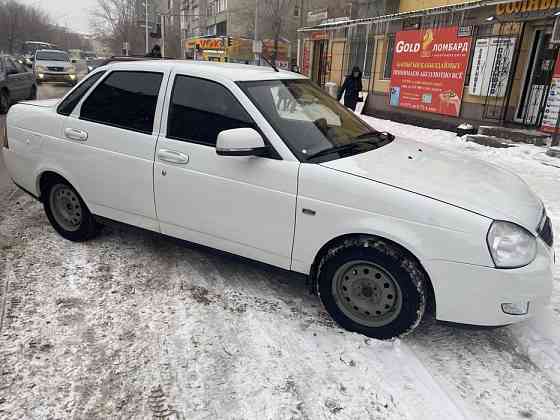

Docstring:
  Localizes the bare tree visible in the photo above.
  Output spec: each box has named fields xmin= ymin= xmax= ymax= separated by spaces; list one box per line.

xmin=260 ymin=0 xmax=296 ymax=66
xmin=91 ymin=0 xmax=137 ymax=55
xmin=0 ymin=0 xmax=92 ymax=55
xmin=91 ymin=0 xmax=161 ymax=56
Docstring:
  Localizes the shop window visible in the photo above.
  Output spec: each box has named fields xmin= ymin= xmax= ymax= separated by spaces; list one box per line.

xmin=383 ymin=35 xmax=396 ymax=80
xmin=216 ymin=21 xmax=227 ymax=36
xmin=347 ymin=27 xmax=375 ymax=78
xmin=348 ymin=26 xmax=366 ymax=71
xmin=363 ymin=37 xmax=375 ymax=78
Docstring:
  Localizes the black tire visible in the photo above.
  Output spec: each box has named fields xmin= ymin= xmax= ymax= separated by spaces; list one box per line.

xmin=0 ymin=89 xmax=10 ymax=114
xmin=316 ymin=237 xmax=427 ymax=340
xmin=43 ymin=178 xmax=99 ymax=242
xmin=28 ymin=84 xmax=37 ymax=100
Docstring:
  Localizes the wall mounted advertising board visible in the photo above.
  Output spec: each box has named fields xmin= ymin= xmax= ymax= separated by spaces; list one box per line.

xmin=469 ymin=37 xmax=516 ymax=97
xmin=541 ymin=54 xmax=560 ymax=134
xmin=389 ymin=26 xmax=472 ymax=117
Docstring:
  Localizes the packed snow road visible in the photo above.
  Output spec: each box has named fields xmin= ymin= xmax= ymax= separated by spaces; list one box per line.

xmin=1 ymin=108 xmax=560 ymax=419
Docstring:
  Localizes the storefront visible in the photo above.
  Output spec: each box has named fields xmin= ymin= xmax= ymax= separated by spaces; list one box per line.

xmin=184 ymin=36 xmax=291 ymax=68
xmin=298 ymin=1 xmax=560 ymax=133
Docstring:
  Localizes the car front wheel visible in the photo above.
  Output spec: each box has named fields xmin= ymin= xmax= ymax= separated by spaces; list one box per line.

xmin=44 ymin=180 xmax=98 ymax=241
xmin=317 ymin=237 xmax=427 ymax=339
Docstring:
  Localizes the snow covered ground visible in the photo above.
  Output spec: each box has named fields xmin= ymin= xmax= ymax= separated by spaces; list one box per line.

xmin=1 ymin=114 xmax=560 ymax=419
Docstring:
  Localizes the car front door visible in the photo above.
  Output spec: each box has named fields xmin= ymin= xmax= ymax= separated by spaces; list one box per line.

xmin=60 ymin=70 xmax=167 ymax=231
xmin=5 ymin=57 xmax=27 ymax=101
xmin=154 ymin=74 xmax=299 ymax=269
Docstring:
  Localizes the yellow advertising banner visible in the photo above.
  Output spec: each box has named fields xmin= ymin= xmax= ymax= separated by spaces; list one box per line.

xmin=185 ymin=37 xmax=224 ymax=50
xmin=497 ymin=0 xmax=560 ymax=15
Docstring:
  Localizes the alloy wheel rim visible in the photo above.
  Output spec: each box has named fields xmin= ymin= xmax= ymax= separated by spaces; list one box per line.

xmin=49 ymin=184 xmax=83 ymax=232
xmin=332 ymin=260 xmax=403 ymax=328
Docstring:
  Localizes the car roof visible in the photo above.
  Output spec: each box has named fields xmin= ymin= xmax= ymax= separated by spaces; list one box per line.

xmin=102 ymin=60 xmax=307 ymax=82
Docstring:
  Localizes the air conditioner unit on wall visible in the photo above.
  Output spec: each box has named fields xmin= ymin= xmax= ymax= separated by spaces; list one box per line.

xmin=552 ymin=17 xmax=560 ymax=44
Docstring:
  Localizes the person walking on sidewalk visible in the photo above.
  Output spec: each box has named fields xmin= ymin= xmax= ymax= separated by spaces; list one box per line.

xmin=337 ymin=66 xmax=363 ymax=111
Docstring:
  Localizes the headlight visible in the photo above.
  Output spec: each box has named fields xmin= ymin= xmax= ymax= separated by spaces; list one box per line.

xmin=35 ymin=64 xmax=46 ymax=72
xmin=487 ymin=221 xmax=537 ymax=268
xmin=68 ymin=65 xmax=76 ymax=73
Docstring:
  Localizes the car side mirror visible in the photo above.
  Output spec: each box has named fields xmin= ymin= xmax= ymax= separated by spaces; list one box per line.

xmin=216 ymin=128 xmax=269 ymax=157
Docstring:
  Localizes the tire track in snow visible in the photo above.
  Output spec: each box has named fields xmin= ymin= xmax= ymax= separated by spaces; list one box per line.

xmin=511 ymin=308 xmax=560 ymax=387
xmin=407 ymin=317 xmax=560 ymax=420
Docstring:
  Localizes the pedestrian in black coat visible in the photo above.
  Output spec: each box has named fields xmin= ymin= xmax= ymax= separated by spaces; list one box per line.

xmin=337 ymin=66 xmax=363 ymax=111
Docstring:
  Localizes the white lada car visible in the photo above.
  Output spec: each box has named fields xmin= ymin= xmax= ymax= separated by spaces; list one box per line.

xmin=2 ymin=61 xmax=554 ymax=339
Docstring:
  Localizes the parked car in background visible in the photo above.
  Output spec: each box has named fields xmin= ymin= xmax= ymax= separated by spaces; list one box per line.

xmin=1 ymin=61 xmax=554 ymax=339
xmin=0 ymin=54 xmax=37 ymax=114
xmin=86 ymin=58 xmax=108 ymax=73
xmin=33 ymin=49 xmax=78 ymax=86
xmin=21 ymin=41 xmax=58 ymax=67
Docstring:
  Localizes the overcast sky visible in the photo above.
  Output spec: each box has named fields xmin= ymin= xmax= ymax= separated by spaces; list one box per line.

xmin=19 ymin=0 xmax=98 ymax=33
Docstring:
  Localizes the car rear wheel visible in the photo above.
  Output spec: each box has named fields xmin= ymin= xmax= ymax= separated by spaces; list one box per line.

xmin=316 ymin=237 xmax=427 ymax=339
xmin=44 ymin=180 xmax=99 ymax=241
xmin=0 ymin=90 xmax=10 ymax=114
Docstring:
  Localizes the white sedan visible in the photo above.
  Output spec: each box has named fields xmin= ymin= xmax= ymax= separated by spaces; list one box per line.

xmin=2 ymin=61 xmax=554 ymax=339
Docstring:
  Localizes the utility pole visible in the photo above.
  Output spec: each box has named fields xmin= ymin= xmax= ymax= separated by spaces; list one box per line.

xmin=254 ymin=0 xmax=260 ymax=65
xmin=161 ymin=14 xmax=166 ymax=57
xmin=145 ymin=0 xmax=149 ymax=54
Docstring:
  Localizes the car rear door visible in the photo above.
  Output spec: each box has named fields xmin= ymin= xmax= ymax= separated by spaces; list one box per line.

xmin=154 ymin=73 xmax=299 ymax=269
xmin=60 ymin=69 xmax=168 ymax=231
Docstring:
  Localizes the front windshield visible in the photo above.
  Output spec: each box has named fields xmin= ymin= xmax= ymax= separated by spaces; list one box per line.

xmin=238 ymin=79 xmax=393 ymax=162
xmin=36 ymin=51 xmax=70 ymax=62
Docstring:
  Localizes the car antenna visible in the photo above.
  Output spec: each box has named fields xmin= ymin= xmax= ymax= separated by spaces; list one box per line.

xmin=260 ymin=55 xmax=279 ymax=72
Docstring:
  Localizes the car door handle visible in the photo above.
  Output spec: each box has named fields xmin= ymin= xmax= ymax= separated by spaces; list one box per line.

xmin=64 ymin=128 xmax=88 ymax=141
xmin=157 ymin=149 xmax=189 ymax=165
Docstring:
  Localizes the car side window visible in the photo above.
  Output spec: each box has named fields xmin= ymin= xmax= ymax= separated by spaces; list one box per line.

xmin=5 ymin=58 xmax=18 ymax=75
xmin=57 ymin=71 xmax=106 ymax=116
xmin=168 ymin=75 xmax=255 ymax=146
xmin=80 ymin=71 xmax=163 ymax=134
xmin=13 ymin=59 xmax=26 ymax=73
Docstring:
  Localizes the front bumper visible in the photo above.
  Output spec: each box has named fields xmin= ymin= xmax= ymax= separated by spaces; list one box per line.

xmin=36 ymin=72 xmax=77 ymax=83
xmin=426 ymin=241 xmax=553 ymax=326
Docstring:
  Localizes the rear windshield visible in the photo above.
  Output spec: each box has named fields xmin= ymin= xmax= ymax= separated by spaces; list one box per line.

xmin=36 ymin=51 xmax=70 ymax=62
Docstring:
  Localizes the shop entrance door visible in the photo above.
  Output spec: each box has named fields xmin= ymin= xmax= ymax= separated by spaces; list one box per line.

xmin=516 ymin=30 xmax=558 ymax=127
xmin=311 ymin=40 xmax=328 ymax=86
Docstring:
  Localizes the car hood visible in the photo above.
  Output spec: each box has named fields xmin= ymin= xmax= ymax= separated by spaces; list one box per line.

xmin=36 ymin=60 xmax=72 ymax=69
xmin=320 ymin=138 xmax=543 ymax=230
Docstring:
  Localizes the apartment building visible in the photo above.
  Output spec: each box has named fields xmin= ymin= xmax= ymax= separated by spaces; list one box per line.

xmin=179 ymin=0 xmax=207 ymax=39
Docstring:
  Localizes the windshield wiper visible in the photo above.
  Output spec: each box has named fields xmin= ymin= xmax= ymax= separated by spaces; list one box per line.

xmin=305 ymin=140 xmax=378 ymax=162
xmin=354 ymin=130 xmax=394 ymax=142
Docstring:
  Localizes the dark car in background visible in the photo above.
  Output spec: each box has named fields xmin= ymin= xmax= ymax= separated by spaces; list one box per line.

xmin=0 ymin=54 xmax=37 ymax=114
